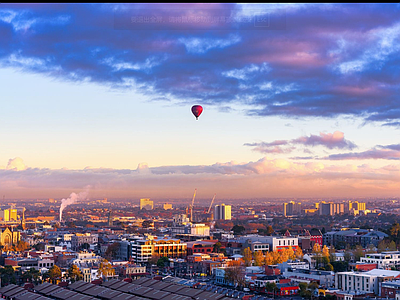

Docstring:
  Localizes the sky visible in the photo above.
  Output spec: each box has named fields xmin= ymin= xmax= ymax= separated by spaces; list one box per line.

xmin=0 ymin=3 xmax=400 ymax=201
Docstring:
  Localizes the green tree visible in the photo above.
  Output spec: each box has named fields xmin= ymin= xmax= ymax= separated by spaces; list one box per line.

xmin=68 ymin=264 xmax=82 ymax=283
xmin=156 ymin=256 xmax=169 ymax=268
xmin=0 ymin=266 xmax=16 ymax=286
xmin=213 ymin=242 xmax=222 ymax=253
xmin=353 ymin=245 xmax=364 ymax=261
xmin=299 ymin=282 xmax=308 ymax=297
xmin=388 ymin=240 xmax=397 ymax=251
xmin=325 ymin=263 xmax=334 ymax=271
xmin=232 ymin=225 xmax=246 ymax=235
xmin=22 ymin=268 xmax=41 ymax=284
xmin=47 ymin=265 xmax=62 ymax=284
xmin=265 ymin=282 xmax=277 ymax=295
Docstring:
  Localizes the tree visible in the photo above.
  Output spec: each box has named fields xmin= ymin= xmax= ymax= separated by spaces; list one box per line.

xmin=388 ymin=241 xmax=397 ymax=251
xmin=232 ymin=225 xmax=246 ymax=235
xmin=243 ymin=247 xmax=252 ymax=267
xmin=98 ymin=259 xmax=115 ymax=280
xmin=266 ymin=225 xmax=274 ymax=236
xmin=105 ymin=242 xmax=119 ymax=260
xmin=224 ymin=266 xmax=245 ymax=288
xmin=299 ymin=282 xmax=308 ymax=297
xmin=295 ymin=247 xmax=304 ymax=259
xmin=213 ymin=242 xmax=222 ymax=253
xmin=15 ymin=240 xmax=30 ymax=252
xmin=47 ymin=265 xmax=62 ymax=284
xmin=0 ymin=266 xmax=16 ymax=286
xmin=264 ymin=252 xmax=274 ymax=266
xmin=325 ymin=263 xmax=334 ymax=271
xmin=353 ymin=245 xmax=364 ymax=261
xmin=322 ymin=245 xmax=330 ymax=259
xmin=156 ymin=257 xmax=169 ymax=268
xmin=253 ymin=251 xmax=264 ymax=266
xmin=22 ymin=268 xmax=40 ymax=284
xmin=265 ymin=282 xmax=277 ymax=295
xmin=390 ymin=223 xmax=400 ymax=238
xmin=68 ymin=264 xmax=82 ymax=283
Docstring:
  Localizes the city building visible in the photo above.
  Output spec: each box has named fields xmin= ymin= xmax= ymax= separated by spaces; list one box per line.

xmin=360 ymin=252 xmax=400 ymax=270
xmin=163 ymin=203 xmax=173 ymax=210
xmin=335 ymin=269 xmax=400 ymax=296
xmin=318 ymin=202 xmax=345 ymax=216
xmin=130 ymin=236 xmax=187 ymax=264
xmin=0 ymin=227 xmax=21 ymax=245
xmin=139 ymin=198 xmax=153 ymax=210
xmin=214 ymin=204 xmax=231 ymax=220
xmin=283 ymin=201 xmax=302 ymax=217
xmin=71 ymin=233 xmax=98 ymax=251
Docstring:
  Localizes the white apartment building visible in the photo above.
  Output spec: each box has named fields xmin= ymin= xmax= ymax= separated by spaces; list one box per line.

xmin=335 ymin=269 xmax=400 ymax=296
xmin=360 ymin=252 xmax=400 ymax=269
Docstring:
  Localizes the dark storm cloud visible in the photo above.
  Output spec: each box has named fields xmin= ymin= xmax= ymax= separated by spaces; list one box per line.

xmin=1 ymin=4 xmax=400 ymax=124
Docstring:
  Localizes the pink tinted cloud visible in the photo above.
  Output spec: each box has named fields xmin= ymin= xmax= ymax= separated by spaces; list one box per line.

xmin=0 ymin=157 xmax=399 ymax=199
xmin=245 ymin=131 xmax=357 ymax=154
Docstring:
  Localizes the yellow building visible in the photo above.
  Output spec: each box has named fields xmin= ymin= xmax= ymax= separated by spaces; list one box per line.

xmin=163 ymin=203 xmax=173 ymax=210
xmin=131 ymin=237 xmax=186 ymax=263
xmin=0 ymin=210 xmax=10 ymax=222
xmin=10 ymin=209 xmax=17 ymax=221
xmin=0 ymin=227 xmax=21 ymax=245
xmin=140 ymin=198 xmax=153 ymax=210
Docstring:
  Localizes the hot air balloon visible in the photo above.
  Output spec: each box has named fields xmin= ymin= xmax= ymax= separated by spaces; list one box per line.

xmin=191 ymin=105 xmax=203 ymax=120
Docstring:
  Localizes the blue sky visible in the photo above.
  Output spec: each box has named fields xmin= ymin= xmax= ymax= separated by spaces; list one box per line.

xmin=0 ymin=3 xmax=399 ymax=200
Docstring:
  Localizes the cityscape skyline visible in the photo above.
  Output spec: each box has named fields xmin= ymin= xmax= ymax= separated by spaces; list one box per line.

xmin=0 ymin=3 xmax=400 ymax=199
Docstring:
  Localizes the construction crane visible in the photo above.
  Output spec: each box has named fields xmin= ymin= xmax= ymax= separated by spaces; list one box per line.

xmin=207 ymin=194 xmax=216 ymax=214
xmin=190 ymin=189 xmax=197 ymax=222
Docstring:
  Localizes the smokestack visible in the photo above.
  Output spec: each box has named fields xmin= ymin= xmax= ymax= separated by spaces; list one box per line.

xmin=59 ymin=191 xmax=88 ymax=222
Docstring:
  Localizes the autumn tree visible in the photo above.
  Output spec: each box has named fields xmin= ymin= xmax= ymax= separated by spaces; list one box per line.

xmin=68 ymin=264 xmax=82 ymax=283
xmin=243 ymin=247 xmax=252 ymax=267
xmin=47 ymin=265 xmax=62 ymax=284
xmin=15 ymin=240 xmax=30 ymax=252
xmin=98 ymin=259 xmax=115 ymax=280
xmin=264 ymin=252 xmax=274 ymax=266
xmin=295 ymin=247 xmax=304 ymax=259
xmin=253 ymin=251 xmax=264 ymax=266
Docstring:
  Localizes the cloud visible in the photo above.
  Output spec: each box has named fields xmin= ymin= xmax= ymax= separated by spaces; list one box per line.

xmin=245 ymin=131 xmax=356 ymax=154
xmin=0 ymin=156 xmax=399 ymax=198
xmin=1 ymin=4 xmax=400 ymax=124
xmin=6 ymin=157 xmax=26 ymax=171
xmin=324 ymin=145 xmax=400 ymax=160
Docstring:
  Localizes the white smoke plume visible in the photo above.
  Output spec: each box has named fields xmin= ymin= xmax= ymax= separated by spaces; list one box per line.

xmin=59 ymin=191 xmax=89 ymax=222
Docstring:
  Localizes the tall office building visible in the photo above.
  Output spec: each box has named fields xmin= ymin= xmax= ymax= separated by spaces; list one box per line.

xmin=348 ymin=201 xmax=366 ymax=211
xmin=139 ymin=198 xmax=153 ymax=210
xmin=318 ymin=202 xmax=345 ymax=216
xmin=214 ymin=204 xmax=232 ymax=220
xmin=283 ymin=201 xmax=302 ymax=217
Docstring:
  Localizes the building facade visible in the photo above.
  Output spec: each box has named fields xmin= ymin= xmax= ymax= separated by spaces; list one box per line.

xmin=214 ymin=204 xmax=231 ymax=220
xmin=139 ymin=198 xmax=153 ymax=210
